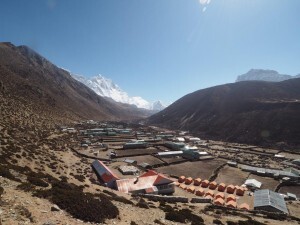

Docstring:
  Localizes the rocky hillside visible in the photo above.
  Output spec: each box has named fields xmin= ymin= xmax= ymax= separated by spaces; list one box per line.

xmin=148 ymin=79 xmax=300 ymax=148
xmin=0 ymin=42 xmax=150 ymax=129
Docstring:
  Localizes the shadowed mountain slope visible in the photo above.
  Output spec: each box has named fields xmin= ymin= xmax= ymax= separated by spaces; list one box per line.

xmin=148 ymin=79 xmax=300 ymax=148
xmin=0 ymin=42 xmax=149 ymax=128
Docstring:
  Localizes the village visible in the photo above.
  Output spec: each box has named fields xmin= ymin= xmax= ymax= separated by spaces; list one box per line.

xmin=61 ymin=120 xmax=300 ymax=218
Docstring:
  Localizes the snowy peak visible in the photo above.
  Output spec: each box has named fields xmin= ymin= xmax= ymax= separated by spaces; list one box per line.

xmin=152 ymin=100 xmax=165 ymax=111
xmin=71 ymin=74 xmax=166 ymax=110
xmin=236 ymin=69 xmax=298 ymax=82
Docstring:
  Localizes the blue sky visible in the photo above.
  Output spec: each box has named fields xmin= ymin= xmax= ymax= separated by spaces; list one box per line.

xmin=1 ymin=0 xmax=300 ymax=104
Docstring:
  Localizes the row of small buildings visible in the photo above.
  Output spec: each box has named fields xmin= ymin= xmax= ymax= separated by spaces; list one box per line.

xmin=241 ymin=165 xmax=300 ymax=181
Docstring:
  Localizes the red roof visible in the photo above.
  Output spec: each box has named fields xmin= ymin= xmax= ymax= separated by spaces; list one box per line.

xmin=92 ymin=160 xmax=119 ymax=184
xmin=116 ymin=172 xmax=173 ymax=193
xmin=140 ymin=170 xmax=158 ymax=177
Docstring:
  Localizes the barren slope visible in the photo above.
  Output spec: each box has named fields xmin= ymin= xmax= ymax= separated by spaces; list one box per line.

xmin=148 ymin=80 xmax=300 ymax=148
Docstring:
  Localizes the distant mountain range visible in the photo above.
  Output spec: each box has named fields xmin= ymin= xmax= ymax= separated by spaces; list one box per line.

xmin=71 ymin=74 xmax=166 ymax=111
xmin=148 ymin=77 xmax=300 ymax=147
xmin=236 ymin=69 xmax=300 ymax=82
xmin=0 ymin=42 xmax=152 ymax=127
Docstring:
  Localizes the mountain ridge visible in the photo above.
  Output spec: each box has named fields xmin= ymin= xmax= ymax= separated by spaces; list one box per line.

xmin=236 ymin=69 xmax=300 ymax=82
xmin=71 ymin=73 xmax=166 ymax=111
xmin=0 ymin=42 xmax=150 ymax=128
xmin=148 ymin=78 xmax=300 ymax=148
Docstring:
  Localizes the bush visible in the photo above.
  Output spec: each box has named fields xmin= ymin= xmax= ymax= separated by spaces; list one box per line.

xmin=0 ymin=186 xmax=4 ymax=197
xmin=73 ymin=174 xmax=85 ymax=182
xmin=136 ymin=201 xmax=149 ymax=209
xmin=130 ymin=222 xmax=138 ymax=225
xmin=34 ymin=181 xmax=119 ymax=223
xmin=17 ymin=183 xmax=35 ymax=192
xmin=27 ymin=177 xmax=49 ymax=187
xmin=227 ymin=221 xmax=237 ymax=225
xmin=0 ymin=165 xmax=21 ymax=182
xmin=213 ymin=219 xmax=224 ymax=225
xmin=238 ymin=219 xmax=266 ymax=225
xmin=264 ymin=212 xmax=287 ymax=221
xmin=165 ymin=211 xmax=186 ymax=223
xmin=165 ymin=208 xmax=204 ymax=225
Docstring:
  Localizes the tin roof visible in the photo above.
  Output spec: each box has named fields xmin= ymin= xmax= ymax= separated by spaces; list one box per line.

xmin=244 ymin=179 xmax=262 ymax=188
xmin=92 ymin=160 xmax=119 ymax=184
xmin=254 ymin=189 xmax=288 ymax=214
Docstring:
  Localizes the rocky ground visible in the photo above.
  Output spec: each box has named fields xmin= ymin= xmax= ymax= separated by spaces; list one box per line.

xmin=1 ymin=124 xmax=300 ymax=225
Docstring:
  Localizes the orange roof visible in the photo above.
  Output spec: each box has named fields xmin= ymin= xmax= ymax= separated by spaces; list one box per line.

xmin=226 ymin=185 xmax=236 ymax=193
xmin=205 ymin=195 xmax=214 ymax=200
xmin=214 ymin=198 xmax=225 ymax=205
xmin=226 ymin=200 xmax=237 ymax=208
xmin=195 ymin=188 xmax=204 ymax=195
xmin=226 ymin=194 xmax=236 ymax=202
xmin=236 ymin=187 xmax=245 ymax=196
xmin=227 ymin=184 xmax=235 ymax=189
xmin=179 ymin=184 xmax=187 ymax=189
xmin=205 ymin=190 xmax=215 ymax=197
xmin=187 ymin=186 xmax=195 ymax=193
xmin=209 ymin=181 xmax=218 ymax=190
xmin=218 ymin=184 xmax=226 ymax=192
xmin=239 ymin=203 xmax=250 ymax=210
xmin=178 ymin=176 xmax=185 ymax=183
xmin=196 ymin=188 xmax=205 ymax=193
xmin=185 ymin=177 xmax=193 ymax=185
xmin=194 ymin=178 xmax=202 ymax=186
xmin=202 ymin=179 xmax=209 ymax=184
xmin=215 ymin=192 xmax=225 ymax=199
xmin=219 ymin=183 xmax=226 ymax=187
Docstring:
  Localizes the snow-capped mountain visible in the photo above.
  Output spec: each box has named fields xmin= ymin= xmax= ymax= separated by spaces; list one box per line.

xmin=72 ymin=74 xmax=166 ymax=110
xmin=236 ymin=69 xmax=300 ymax=82
xmin=152 ymin=100 xmax=165 ymax=111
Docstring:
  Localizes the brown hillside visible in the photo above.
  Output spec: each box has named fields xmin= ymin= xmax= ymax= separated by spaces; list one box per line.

xmin=148 ymin=79 xmax=300 ymax=148
xmin=0 ymin=42 xmax=148 ymax=128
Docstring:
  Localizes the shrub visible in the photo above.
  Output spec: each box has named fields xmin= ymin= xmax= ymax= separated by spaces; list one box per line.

xmin=27 ymin=177 xmax=49 ymax=187
xmin=73 ymin=174 xmax=85 ymax=182
xmin=213 ymin=219 xmax=224 ymax=225
xmin=238 ymin=219 xmax=266 ymax=225
xmin=34 ymin=181 xmax=119 ymax=223
xmin=227 ymin=221 xmax=237 ymax=225
xmin=165 ymin=211 xmax=186 ymax=223
xmin=136 ymin=200 xmax=149 ymax=209
xmin=264 ymin=212 xmax=287 ymax=221
xmin=0 ymin=186 xmax=4 ymax=197
xmin=130 ymin=222 xmax=138 ymax=225
xmin=165 ymin=208 xmax=204 ymax=225
xmin=0 ymin=165 xmax=21 ymax=182
xmin=17 ymin=183 xmax=35 ymax=192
